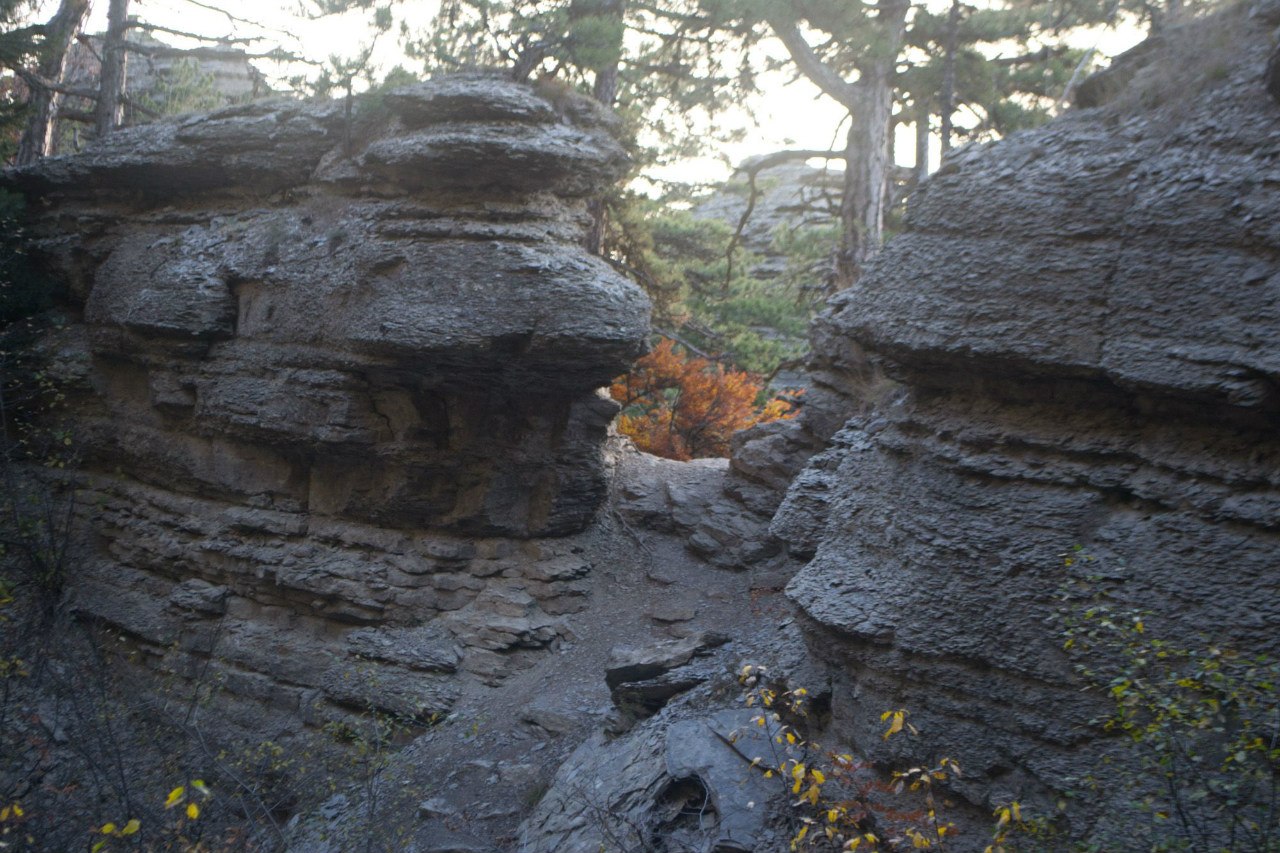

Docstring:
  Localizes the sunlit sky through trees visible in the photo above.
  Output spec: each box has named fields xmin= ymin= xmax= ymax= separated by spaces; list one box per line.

xmin=74 ymin=0 xmax=1144 ymax=185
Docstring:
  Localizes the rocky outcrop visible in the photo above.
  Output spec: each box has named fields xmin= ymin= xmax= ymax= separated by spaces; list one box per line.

xmin=774 ymin=4 xmax=1280 ymax=841
xmin=695 ymin=159 xmax=841 ymax=281
xmin=3 ymin=74 xmax=649 ymax=732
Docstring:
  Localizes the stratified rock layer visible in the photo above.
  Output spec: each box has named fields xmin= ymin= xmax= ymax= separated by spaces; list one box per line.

xmin=4 ymin=75 xmax=648 ymax=730
xmin=775 ymin=6 xmax=1280 ymax=839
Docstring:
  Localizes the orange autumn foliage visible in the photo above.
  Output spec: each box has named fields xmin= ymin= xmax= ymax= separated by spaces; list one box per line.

xmin=610 ymin=338 xmax=798 ymax=461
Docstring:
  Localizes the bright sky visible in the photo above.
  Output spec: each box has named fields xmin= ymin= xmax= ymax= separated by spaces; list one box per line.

xmin=78 ymin=0 xmax=1145 ymax=185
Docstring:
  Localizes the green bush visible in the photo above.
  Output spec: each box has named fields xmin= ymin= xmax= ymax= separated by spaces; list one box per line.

xmin=1060 ymin=550 xmax=1280 ymax=852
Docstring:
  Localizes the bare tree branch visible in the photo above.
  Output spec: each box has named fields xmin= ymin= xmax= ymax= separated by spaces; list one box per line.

xmin=10 ymin=67 xmax=98 ymax=100
xmin=58 ymin=108 xmax=97 ymax=123
xmin=990 ymin=44 xmax=1070 ymax=65
xmin=125 ymin=20 xmax=265 ymax=46
xmin=764 ymin=14 xmax=857 ymax=107
xmin=121 ymin=40 xmax=319 ymax=65
xmin=735 ymin=149 xmax=846 ymax=172
xmin=173 ymin=0 xmax=299 ymax=40
xmin=1058 ymin=46 xmax=1097 ymax=111
xmin=719 ymin=148 xmax=847 ymax=293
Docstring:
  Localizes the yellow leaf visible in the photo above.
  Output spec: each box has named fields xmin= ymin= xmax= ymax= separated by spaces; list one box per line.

xmin=186 ymin=802 xmax=200 ymax=820
xmin=1 ymin=806 xmax=9 ymax=821
xmin=92 ymin=842 xmax=107 ymax=853
xmin=828 ymin=809 xmax=839 ymax=823
xmin=121 ymin=818 xmax=140 ymax=836
xmin=191 ymin=779 xmax=211 ymax=797
xmin=101 ymin=823 xmax=117 ymax=835
xmin=1012 ymin=802 xmax=1021 ymax=822
xmin=165 ymin=786 xmax=185 ymax=809
xmin=786 ymin=732 xmax=797 ymax=744
xmin=11 ymin=804 xmax=21 ymax=817
xmin=812 ymin=769 xmax=826 ymax=784
xmin=883 ymin=710 xmax=905 ymax=740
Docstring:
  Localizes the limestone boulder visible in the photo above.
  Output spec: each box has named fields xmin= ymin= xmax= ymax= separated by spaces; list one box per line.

xmin=1 ymin=74 xmax=648 ymax=737
xmin=774 ymin=6 xmax=1280 ymax=840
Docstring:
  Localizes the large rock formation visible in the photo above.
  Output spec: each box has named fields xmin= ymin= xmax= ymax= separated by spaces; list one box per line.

xmin=6 ymin=7 xmax=1279 ymax=848
xmin=774 ymin=3 xmax=1280 ymax=842
xmin=3 ymin=74 xmax=649 ymax=732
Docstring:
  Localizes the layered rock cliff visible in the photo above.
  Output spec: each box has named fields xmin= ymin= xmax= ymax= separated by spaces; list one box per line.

xmin=3 ymin=74 xmax=809 ymax=852
xmin=4 ymin=75 xmax=650 ymax=731
xmin=4 ymin=7 xmax=1279 ymax=848
xmin=774 ymin=3 xmax=1280 ymax=841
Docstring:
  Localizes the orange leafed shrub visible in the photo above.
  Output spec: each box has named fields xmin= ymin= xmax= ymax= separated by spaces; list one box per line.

xmin=610 ymin=338 xmax=797 ymax=461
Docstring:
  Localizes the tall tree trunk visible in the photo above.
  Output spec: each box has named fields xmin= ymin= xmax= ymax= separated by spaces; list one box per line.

xmin=95 ymin=0 xmax=131 ymax=138
xmin=836 ymin=66 xmax=890 ymax=287
xmin=833 ymin=0 xmax=909 ymax=289
xmin=584 ymin=0 xmax=625 ymax=255
xmin=15 ymin=0 xmax=90 ymax=164
xmin=914 ymin=103 xmax=930 ymax=186
xmin=769 ymin=0 xmax=909 ymax=291
xmin=940 ymin=0 xmax=960 ymax=153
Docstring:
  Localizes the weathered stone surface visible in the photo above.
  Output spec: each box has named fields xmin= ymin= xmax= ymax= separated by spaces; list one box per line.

xmin=1 ymin=74 xmax=648 ymax=736
xmin=613 ymin=446 xmax=788 ymax=570
xmin=605 ymin=631 xmax=729 ymax=689
xmin=775 ymin=7 xmax=1280 ymax=840
xmin=345 ymin=624 xmax=462 ymax=673
xmin=605 ymin=632 xmax=729 ymax=719
xmin=7 ymin=77 xmax=647 ymax=538
xmin=521 ymin=708 xmax=783 ymax=853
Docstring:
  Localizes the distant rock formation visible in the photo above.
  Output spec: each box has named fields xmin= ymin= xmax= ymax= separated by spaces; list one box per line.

xmin=3 ymin=74 xmax=649 ymax=731
xmin=68 ymin=30 xmax=271 ymax=104
xmin=773 ymin=2 xmax=1280 ymax=840
xmin=695 ymin=158 xmax=842 ymax=280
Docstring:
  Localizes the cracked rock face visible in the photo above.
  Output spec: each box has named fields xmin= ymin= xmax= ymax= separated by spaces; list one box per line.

xmin=3 ymin=74 xmax=648 ymax=732
xmin=775 ymin=7 xmax=1280 ymax=840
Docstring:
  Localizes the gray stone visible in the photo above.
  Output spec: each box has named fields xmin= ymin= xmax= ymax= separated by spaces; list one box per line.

xmin=168 ymin=578 xmax=229 ymax=615
xmin=520 ymin=706 xmax=579 ymax=736
xmin=648 ymin=602 xmax=697 ymax=623
xmin=774 ymin=11 xmax=1280 ymax=842
xmin=519 ymin=709 xmax=783 ymax=853
xmin=418 ymin=829 xmax=493 ymax=853
xmin=605 ymin=632 xmax=730 ymax=689
xmin=418 ymin=797 xmax=458 ymax=820
xmin=4 ymin=75 xmax=649 ymax=538
xmin=345 ymin=624 xmax=462 ymax=673
xmin=321 ymin=661 xmax=458 ymax=724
